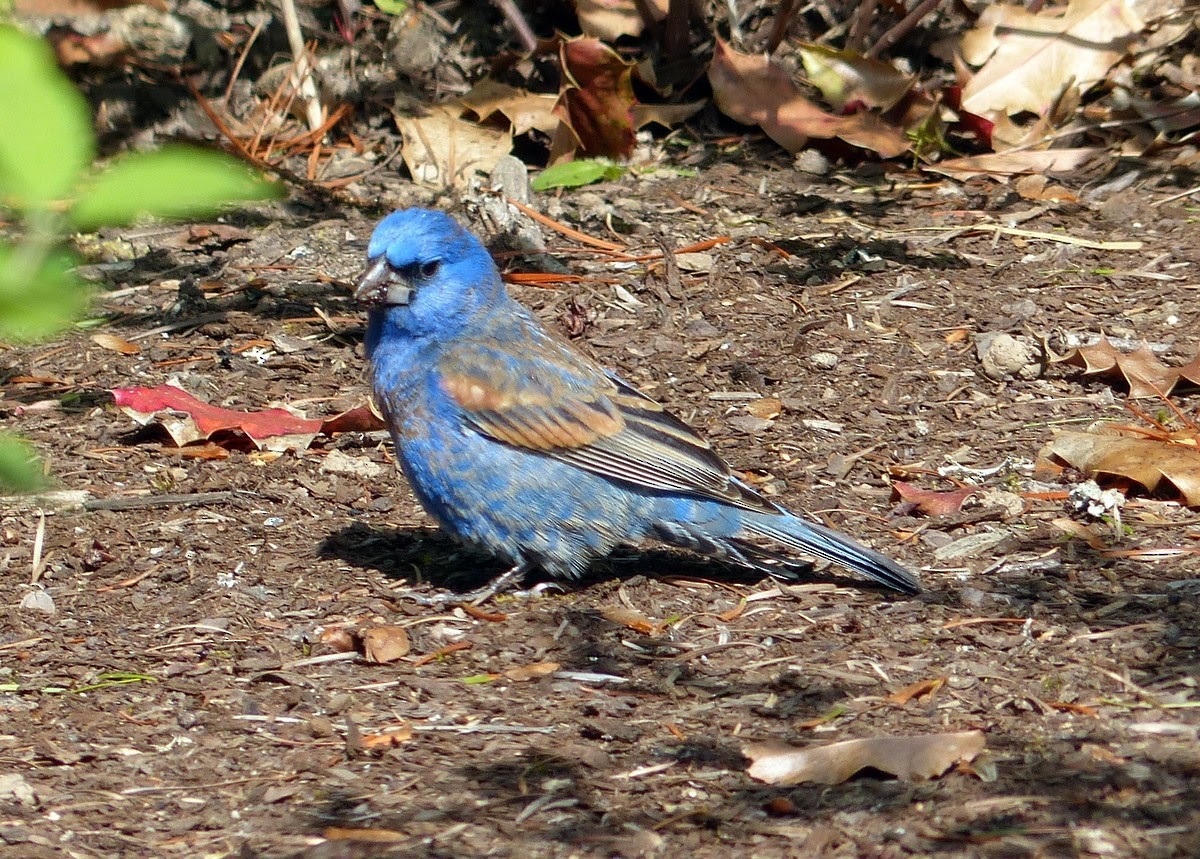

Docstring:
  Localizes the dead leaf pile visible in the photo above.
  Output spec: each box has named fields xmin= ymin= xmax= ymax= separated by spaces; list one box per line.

xmin=1057 ymin=336 xmax=1200 ymax=398
xmin=1042 ymin=427 xmax=1200 ymax=506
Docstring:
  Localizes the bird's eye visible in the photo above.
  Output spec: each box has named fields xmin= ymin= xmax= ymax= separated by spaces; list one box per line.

xmin=420 ymin=260 xmax=441 ymax=279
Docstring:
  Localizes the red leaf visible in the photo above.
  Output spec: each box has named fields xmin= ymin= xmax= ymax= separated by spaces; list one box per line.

xmin=556 ymin=37 xmax=637 ymax=159
xmin=111 ymin=385 xmax=385 ymax=452
xmin=892 ymin=481 xmax=977 ymax=516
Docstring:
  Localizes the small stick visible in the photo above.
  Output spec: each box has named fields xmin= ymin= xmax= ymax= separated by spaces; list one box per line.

xmin=492 ymin=0 xmax=538 ymax=52
xmin=84 ymin=491 xmax=235 ymax=512
xmin=765 ymin=0 xmax=798 ymax=54
xmin=866 ymin=0 xmax=944 ymax=59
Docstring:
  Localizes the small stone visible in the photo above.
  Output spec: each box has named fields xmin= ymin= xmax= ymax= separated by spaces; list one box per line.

xmin=809 ymin=351 xmax=839 ymax=370
xmin=975 ymin=332 xmax=1042 ymax=380
xmin=794 ymin=149 xmax=830 ymax=175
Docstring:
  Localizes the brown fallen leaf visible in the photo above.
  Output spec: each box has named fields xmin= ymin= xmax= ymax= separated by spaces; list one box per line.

xmin=887 ymin=677 xmax=947 ymax=706
xmin=746 ymin=397 xmax=782 ymax=420
xmin=359 ymin=724 xmax=414 ymax=748
xmin=460 ymin=79 xmax=559 ymax=137
xmin=394 ymin=105 xmax=512 ymax=188
xmin=323 ymin=827 xmax=408 ymax=843
xmin=359 ymin=626 xmax=411 ymax=664
xmin=744 ymin=730 xmax=986 ymax=785
xmin=575 ymin=0 xmax=668 ymax=40
xmin=91 ymin=333 xmax=141 ymax=355
xmin=1051 ymin=516 xmax=1108 ymax=549
xmin=1015 ymin=174 xmax=1079 ymax=203
xmin=601 ymin=605 xmax=666 ymax=636
xmin=708 ymin=40 xmax=910 ymax=158
xmin=503 ymin=661 xmax=561 ymax=682
xmin=553 ymin=37 xmax=638 ymax=160
xmin=1043 ymin=430 xmax=1200 ymax=506
xmin=926 ymin=148 xmax=1103 ymax=179
xmin=892 ymin=481 xmax=977 ymax=516
xmin=1056 ymin=335 xmax=1200 ymax=398
xmin=960 ymin=0 xmax=1144 ymax=121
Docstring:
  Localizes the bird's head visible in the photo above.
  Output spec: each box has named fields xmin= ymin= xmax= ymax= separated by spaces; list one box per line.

xmin=355 ymin=208 xmax=503 ymax=339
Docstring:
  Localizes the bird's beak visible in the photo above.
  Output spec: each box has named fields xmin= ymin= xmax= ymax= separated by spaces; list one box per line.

xmin=354 ymin=257 xmax=412 ymax=306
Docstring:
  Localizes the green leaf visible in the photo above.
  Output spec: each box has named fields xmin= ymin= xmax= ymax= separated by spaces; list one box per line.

xmin=531 ymin=158 xmax=626 ymax=192
xmin=69 ymin=145 xmax=282 ymax=231
xmin=0 ymin=25 xmax=94 ymax=209
xmin=373 ymin=0 xmax=410 ymax=13
xmin=0 ymin=244 xmax=89 ymax=341
xmin=0 ymin=435 xmax=45 ymax=493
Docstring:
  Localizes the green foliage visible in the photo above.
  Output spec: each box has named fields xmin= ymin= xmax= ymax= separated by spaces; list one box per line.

xmin=372 ymin=0 xmax=410 ymax=14
xmin=531 ymin=158 xmax=627 ymax=192
xmin=0 ymin=245 xmax=89 ymax=341
xmin=70 ymin=146 xmax=281 ymax=231
xmin=0 ymin=436 xmax=44 ymax=492
xmin=0 ymin=24 xmax=283 ymax=492
xmin=0 ymin=26 xmax=94 ymax=207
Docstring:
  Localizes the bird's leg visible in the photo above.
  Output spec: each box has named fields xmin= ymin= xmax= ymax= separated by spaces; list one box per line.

xmin=404 ymin=562 xmax=534 ymax=606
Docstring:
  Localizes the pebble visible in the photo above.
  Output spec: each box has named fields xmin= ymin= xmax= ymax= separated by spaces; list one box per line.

xmin=809 ymin=351 xmax=840 ymax=370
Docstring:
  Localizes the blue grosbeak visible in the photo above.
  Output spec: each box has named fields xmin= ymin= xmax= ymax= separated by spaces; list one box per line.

xmin=356 ymin=208 xmax=918 ymax=601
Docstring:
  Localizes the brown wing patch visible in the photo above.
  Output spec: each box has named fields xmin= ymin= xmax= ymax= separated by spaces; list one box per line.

xmin=442 ymin=372 xmax=514 ymax=412
xmin=443 ymin=371 xmax=624 ymax=452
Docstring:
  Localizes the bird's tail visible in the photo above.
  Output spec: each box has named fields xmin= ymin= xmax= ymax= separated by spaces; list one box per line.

xmin=741 ymin=510 xmax=919 ymax=594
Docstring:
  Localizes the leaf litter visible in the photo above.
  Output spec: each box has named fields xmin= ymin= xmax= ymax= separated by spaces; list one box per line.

xmin=4 ymin=2 xmax=1200 ymax=855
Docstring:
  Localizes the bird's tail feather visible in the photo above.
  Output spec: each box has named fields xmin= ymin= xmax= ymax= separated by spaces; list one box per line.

xmin=744 ymin=511 xmax=919 ymax=594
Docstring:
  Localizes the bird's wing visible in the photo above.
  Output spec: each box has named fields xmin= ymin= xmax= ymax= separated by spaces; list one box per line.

xmin=436 ymin=339 xmax=776 ymax=514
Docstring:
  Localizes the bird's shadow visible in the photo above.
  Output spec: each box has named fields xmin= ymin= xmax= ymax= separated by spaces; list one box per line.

xmin=318 ymin=523 xmax=893 ymax=596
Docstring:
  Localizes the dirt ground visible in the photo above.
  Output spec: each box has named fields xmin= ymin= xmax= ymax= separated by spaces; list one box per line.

xmin=3 ymin=156 xmax=1200 ymax=858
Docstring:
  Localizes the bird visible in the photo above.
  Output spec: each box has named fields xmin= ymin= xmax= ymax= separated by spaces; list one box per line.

xmin=355 ymin=208 xmax=918 ymax=602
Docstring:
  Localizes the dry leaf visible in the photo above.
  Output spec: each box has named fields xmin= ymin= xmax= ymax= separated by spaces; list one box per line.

xmin=1043 ymin=430 xmax=1200 ymax=506
xmin=708 ymin=40 xmax=910 ymax=158
xmin=575 ymin=0 xmax=668 ymax=40
xmin=1050 ymin=516 xmax=1107 ymax=549
xmin=797 ymin=43 xmax=915 ymax=112
xmin=394 ymin=105 xmax=512 ymax=188
xmin=91 ymin=333 xmax=141 ymax=355
xmin=360 ymin=724 xmax=414 ymax=748
xmin=744 ymin=730 xmax=986 ymax=785
xmin=319 ymin=627 xmax=357 ymax=654
xmin=555 ymin=37 xmax=638 ymax=160
xmin=892 ymin=481 xmax=977 ymax=516
xmin=961 ymin=0 xmax=1144 ymax=119
xmin=503 ymin=661 xmax=561 ymax=681
xmin=887 ymin=677 xmax=947 ymax=706
xmin=323 ymin=827 xmax=408 ymax=843
xmin=460 ymin=79 xmax=559 ymax=136
xmin=927 ymin=148 xmax=1103 ymax=179
xmin=1057 ymin=335 xmax=1200 ymax=398
xmin=601 ymin=606 xmax=665 ymax=636
xmin=1015 ymin=174 xmax=1079 ymax=202
xmin=746 ymin=397 xmax=782 ymax=420
xmin=359 ymin=626 xmax=411 ymax=664
xmin=111 ymin=385 xmax=384 ymax=452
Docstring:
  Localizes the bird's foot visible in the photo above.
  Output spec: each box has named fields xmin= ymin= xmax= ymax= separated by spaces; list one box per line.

xmin=508 ymin=581 xmax=565 ymax=600
xmin=404 ymin=563 xmax=535 ymax=607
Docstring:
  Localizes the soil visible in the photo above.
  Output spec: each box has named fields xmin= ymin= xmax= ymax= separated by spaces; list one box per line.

xmin=3 ymin=158 xmax=1200 ymax=858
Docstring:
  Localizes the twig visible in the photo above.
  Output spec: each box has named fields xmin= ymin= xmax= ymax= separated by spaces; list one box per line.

xmin=765 ymin=0 xmax=798 ymax=54
xmin=846 ymin=0 xmax=878 ymax=54
xmin=866 ymin=0 xmax=944 ymax=59
xmin=277 ymin=0 xmax=325 ymax=134
xmin=503 ymin=197 xmax=628 ymax=252
xmin=492 ymin=0 xmax=538 ymax=52
xmin=83 ymin=491 xmax=235 ymax=512
xmin=127 ymin=312 xmax=227 ymax=341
